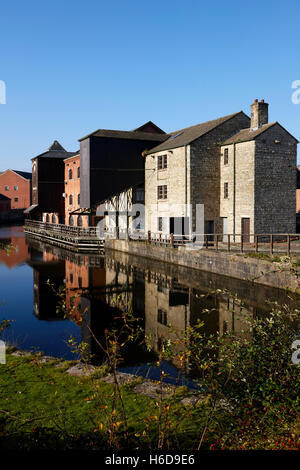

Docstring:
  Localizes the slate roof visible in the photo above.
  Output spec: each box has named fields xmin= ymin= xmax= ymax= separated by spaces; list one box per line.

xmin=12 ymin=170 xmax=32 ymax=180
xmin=0 ymin=193 xmax=11 ymax=201
xmin=144 ymin=111 xmax=247 ymax=155
xmin=78 ymin=129 xmax=168 ymax=143
xmin=0 ymin=169 xmax=32 ymax=180
xmin=222 ymin=122 xmax=299 ymax=145
xmin=31 ymin=140 xmax=78 ymax=160
xmin=131 ymin=121 xmax=166 ymax=134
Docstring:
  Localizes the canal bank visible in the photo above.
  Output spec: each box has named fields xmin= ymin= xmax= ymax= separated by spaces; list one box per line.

xmin=105 ymin=239 xmax=300 ymax=291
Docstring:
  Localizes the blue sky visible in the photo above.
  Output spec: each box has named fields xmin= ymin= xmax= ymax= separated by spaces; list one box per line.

xmin=1 ymin=0 xmax=300 ymax=171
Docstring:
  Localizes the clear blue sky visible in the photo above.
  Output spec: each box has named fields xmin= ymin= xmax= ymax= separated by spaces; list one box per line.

xmin=1 ymin=0 xmax=300 ymax=171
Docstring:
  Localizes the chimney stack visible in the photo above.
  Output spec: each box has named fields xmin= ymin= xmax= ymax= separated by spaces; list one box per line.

xmin=251 ymin=99 xmax=268 ymax=130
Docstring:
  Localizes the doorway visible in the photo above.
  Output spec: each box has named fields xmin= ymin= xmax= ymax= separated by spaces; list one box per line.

xmin=241 ymin=218 xmax=250 ymax=243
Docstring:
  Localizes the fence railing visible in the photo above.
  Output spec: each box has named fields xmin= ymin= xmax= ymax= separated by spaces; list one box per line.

xmin=24 ymin=220 xmax=300 ymax=254
xmin=25 ymin=219 xmax=99 ymax=238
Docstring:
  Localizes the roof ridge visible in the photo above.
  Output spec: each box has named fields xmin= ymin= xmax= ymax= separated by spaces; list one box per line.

xmin=168 ymin=111 xmax=242 ymax=135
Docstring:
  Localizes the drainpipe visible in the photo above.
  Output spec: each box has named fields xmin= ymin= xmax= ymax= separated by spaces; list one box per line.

xmin=185 ymin=145 xmax=188 ymax=235
xmin=233 ymin=143 xmax=236 ymax=241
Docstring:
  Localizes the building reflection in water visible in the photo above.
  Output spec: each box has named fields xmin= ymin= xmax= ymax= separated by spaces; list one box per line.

xmin=25 ymin=237 xmax=300 ymax=368
xmin=0 ymin=226 xmax=30 ymax=268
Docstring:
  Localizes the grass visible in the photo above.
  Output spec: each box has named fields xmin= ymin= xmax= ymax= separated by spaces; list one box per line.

xmin=240 ymin=252 xmax=282 ymax=262
xmin=0 ymin=351 xmax=299 ymax=450
xmin=0 ymin=351 xmax=212 ymax=450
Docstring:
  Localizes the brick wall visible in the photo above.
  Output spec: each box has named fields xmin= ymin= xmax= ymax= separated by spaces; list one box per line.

xmin=0 ymin=170 xmax=31 ymax=209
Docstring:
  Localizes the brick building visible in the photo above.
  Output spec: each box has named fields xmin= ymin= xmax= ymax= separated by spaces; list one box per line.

xmin=26 ymin=140 xmax=77 ymax=222
xmin=0 ymin=169 xmax=31 ymax=210
xmin=63 ymin=153 xmax=90 ymax=227
xmin=144 ymin=101 xmax=298 ymax=238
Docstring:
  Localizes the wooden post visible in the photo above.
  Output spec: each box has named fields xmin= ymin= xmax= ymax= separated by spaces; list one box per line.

xmin=216 ymin=234 xmax=218 ymax=251
xmin=287 ymin=234 xmax=291 ymax=256
xmin=240 ymin=235 xmax=243 ymax=253
xmin=270 ymin=234 xmax=273 ymax=254
xmin=227 ymin=234 xmax=230 ymax=252
xmin=205 ymin=235 xmax=208 ymax=249
xmin=148 ymin=230 xmax=151 ymax=244
xmin=255 ymin=234 xmax=258 ymax=253
xmin=170 ymin=233 xmax=174 ymax=248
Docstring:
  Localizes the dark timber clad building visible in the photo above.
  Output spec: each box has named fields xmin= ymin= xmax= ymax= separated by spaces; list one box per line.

xmin=78 ymin=121 xmax=167 ymax=211
xmin=26 ymin=141 xmax=78 ymax=221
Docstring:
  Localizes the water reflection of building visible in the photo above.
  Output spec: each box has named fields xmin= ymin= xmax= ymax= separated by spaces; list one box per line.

xmin=32 ymin=262 xmax=65 ymax=320
xmin=0 ymin=228 xmax=30 ymax=267
xmin=24 ymin=238 xmax=300 ymax=368
xmin=144 ymin=274 xmax=256 ymax=365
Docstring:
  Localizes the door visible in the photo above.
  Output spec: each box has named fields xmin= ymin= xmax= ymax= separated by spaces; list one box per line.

xmin=205 ymin=220 xmax=214 ymax=242
xmin=222 ymin=217 xmax=228 ymax=242
xmin=169 ymin=217 xmax=190 ymax=237
xmin=241 ymin=218 xmax=250 ymax=243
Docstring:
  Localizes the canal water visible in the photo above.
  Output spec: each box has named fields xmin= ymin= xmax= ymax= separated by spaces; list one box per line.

xmin=0 ymin=225 xmax=299 ymax=373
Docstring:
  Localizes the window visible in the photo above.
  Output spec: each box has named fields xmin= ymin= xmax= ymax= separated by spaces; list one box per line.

xmin=224 ymin=182 xmax=229 ymax=199
xmin=78 ymin=277 xmax=82 ymax=288
xmin=78 ymin=215 xmax=83 ymax=227
xmin=14 ymin=186 xmax=18 ymax=191
xmin=157 ymin=185 xmax=167 ymax=199
xmin=77 ymin=167 xmax=80 ymax=178
xmin=5 ymin=186 xmax=9 ymax=191
xmin=69 ymin=215 xmax=74 ymax=226
xmin=70 ymin=273 xmax=73 ymax=283
xmin=52 ymin=214 xmax=56 ymax=224
xmin=135 ymin=188 xmax=144 ymax=202
xmin=157 ymin=309 xmax=168 ymax=326
xmin=224 ymin=148 xmax=228 ymax=165
xmin=158 ymin=154 xmax=168 ymax=170
xmin=14 ymin=197 xmax=18 ymax=202
xmin=69 ymin=169 xmax=73 ymax=180
xmin=77 ymin=194 xmax=80 ymax=205
xmin=158 ymin=217 xmax=167 ymax=232
xmin=46 ymin=214 xmax=50 ymax=223
xmin=69 ymin=194 xmax=73 ymax=205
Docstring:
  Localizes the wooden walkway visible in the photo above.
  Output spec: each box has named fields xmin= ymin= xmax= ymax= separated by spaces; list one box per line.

xmin=24 ymin=220 xmax=104 ymax=253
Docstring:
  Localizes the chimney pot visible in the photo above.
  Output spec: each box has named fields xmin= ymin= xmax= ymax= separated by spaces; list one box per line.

xmin=254 ymin=99 xmax=258 ymax=102
xmin=260 ymin=99 xmax=264 ymax=103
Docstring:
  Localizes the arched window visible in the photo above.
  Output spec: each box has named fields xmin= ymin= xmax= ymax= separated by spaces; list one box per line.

xmin=46 ymin=214 xmax=50 ymax=223
xmin=78 ymin=215 xmax=83 ymax=227
xmin=69 ymin=215 xmax=74 ymax=226
xmin=77 ymin=167 xmax=80 ymax=178
xmin=69 ymin=194 xmax=73 ymax=205
xmin=77 ymin=194 xmax=80 ymax=205
xmin=69 ymin=169 xmax=73 ymax=180
xmin=52 ymin=214 xmax=56 ymax=224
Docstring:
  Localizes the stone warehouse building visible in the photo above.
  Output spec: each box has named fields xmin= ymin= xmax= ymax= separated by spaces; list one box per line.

xmin=144 ymin=100 xmax=298 ymax=238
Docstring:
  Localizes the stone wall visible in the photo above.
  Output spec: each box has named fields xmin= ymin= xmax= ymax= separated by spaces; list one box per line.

xmin=145 ymin=112 xmax=250 ymax=235
xmin=145 ymin=146 xmax=190 ymax=233
xmin=254 ymin=124 xmax=297 ymax=233
xmin=220 ymin=140 xmax=255 ymax=236
xmin=105 ymin=238 xmax=299 ymax=290
xmin=190 ymin=112 xmax=250 ymax=234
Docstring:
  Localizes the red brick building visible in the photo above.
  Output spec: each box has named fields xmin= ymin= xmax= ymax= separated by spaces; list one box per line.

xmin=0 ymin=169 xmax=31 ymax=210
